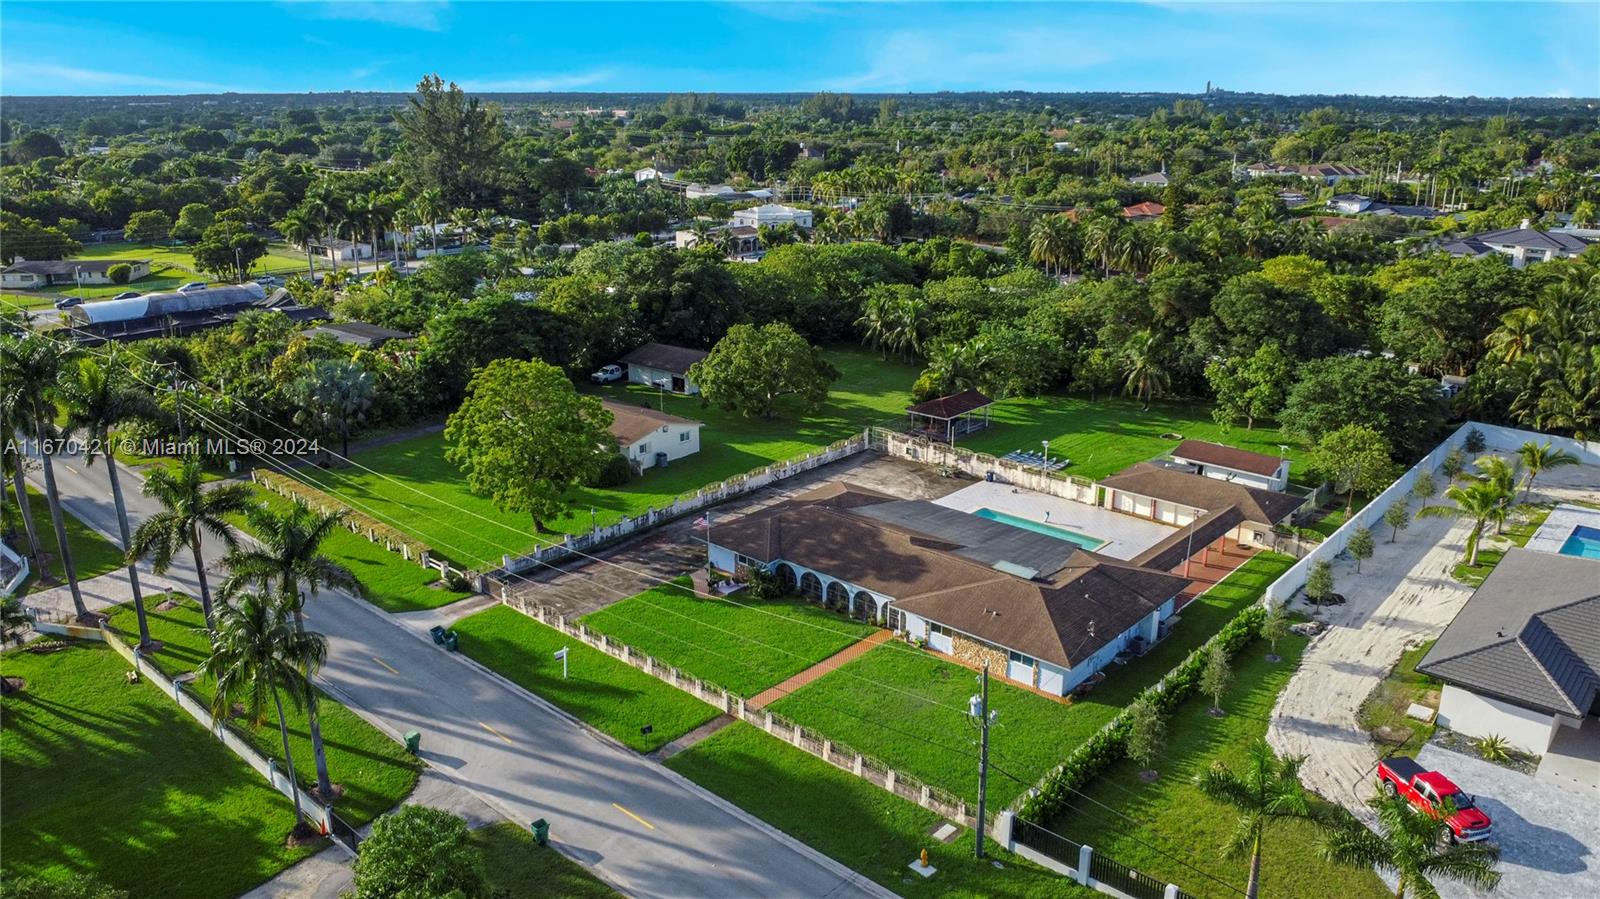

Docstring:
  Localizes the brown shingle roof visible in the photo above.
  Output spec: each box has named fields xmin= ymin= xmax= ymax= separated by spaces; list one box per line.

xmin=1100 ymin=464 xmax=1301 ymax=525
xmin=621 ymin=342 xmax=708 ymax=374
xmin=601 ymin=399 xmax=701 ymax=446
xmin=1171 ymin=440 xmax=1284 ymax=477
xmin=1122 ymin=201 xmax=1166 ymax=218
xmin=710 ymin=483 xmax=1189 ymax=668
xmin=906 ymin=389 xmax=992 ymax=420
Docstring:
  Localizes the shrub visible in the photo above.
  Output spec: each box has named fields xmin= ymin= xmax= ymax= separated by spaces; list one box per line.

xmin=1474 ymin=734 xmax=1511 ymax=763
xmin=745 ymin=566 xmax=782 ymax=600
xmin=6 ymin=875 xmax=128 ymax=899
xmin=106 ymin=263 xmax=132 ymax=285
xmin=1464 ymin=428 xmax=1487 ymax=454
xmin=351 ymin=806 xmax=485 ymax=899
xmin=588 ymin=451 xmax=635 ymax=489
xmin=444 ymin=569 xmax=472 ymax=593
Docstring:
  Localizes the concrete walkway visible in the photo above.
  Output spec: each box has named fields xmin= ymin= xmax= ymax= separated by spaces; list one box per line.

xmin=748 ymin=630 xmax=893 ymax=709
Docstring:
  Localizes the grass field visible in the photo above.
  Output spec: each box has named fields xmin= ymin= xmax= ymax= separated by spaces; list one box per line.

xmin=105 ymin=596 xmax=421 ymax=825
xmin=766 ymin=552 xmax=1295 ymax=806
xmin=248 ymin=487 xmax=474 ymax=613
xmin=1 ymin=641 xmax=316 ymax=898
xmin=1357 ymin=640 xmax=1441 ymax=758
xmin=12 ymin=484 xmax=127 ymax=595
xmin=473 ymin=821 xmax=619 ymax=897
xmin=960 ymin=396 xmax=1306 ymax=483
xmin=1451 ymin=502 xmax=1552 ymax=586
xmin=306 ymin=347 xmax=922 ymax=567
xmin=451 ymin=604 xmax=720 ymax=752
xmin=1043 ymin=633 xmax=1390 ymax=899
xmin=579 ymin=579 xmax=877 ymax=696
xmin=0 ymin=241 xmax=318 ymax=311
xmin=667 ymin=722 xmax=1095 ymax=899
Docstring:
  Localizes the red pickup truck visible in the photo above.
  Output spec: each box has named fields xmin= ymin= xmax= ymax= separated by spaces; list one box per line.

xmin=1377 ymin=757 xmax=1493 ymax=842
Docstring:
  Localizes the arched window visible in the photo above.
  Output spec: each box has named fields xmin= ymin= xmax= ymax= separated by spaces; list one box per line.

xmin=775 ymin=564 xmax=797 ymax=593
xmin=799 ymin=572 xmax=822 ymax=602
xmin=853 ymin=591 xmax=875 ymax=622
xmin=825 ymin=580 xmax=849 ymax=611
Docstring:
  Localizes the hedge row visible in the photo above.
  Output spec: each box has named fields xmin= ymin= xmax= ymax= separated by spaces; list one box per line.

xmin=252 ymin=469 xmax=434 ymax=562
xmin=1018 ymin=605 xmax=1267 ymax=821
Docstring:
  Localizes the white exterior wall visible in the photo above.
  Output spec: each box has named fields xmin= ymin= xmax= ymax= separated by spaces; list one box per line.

xmin=1436 ymin=684 xmax=1557 ymax=756
xmin=627 ymin=363 xmax=699 ymax=395
xmin=0 ymin=272 xmax=44 ymax=288
xmin=1175 ymin=460 xmax=1290 ymax=491
xmin=626 ymin=423 xmax=701 ymax=470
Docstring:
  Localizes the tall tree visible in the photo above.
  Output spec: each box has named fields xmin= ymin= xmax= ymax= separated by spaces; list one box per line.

xmin=1306 ymin=425 xmax=1395 ymax=516
xmin=290 ymin=360 xmax=374 ymax=459
xmin=1416 ymin=480 xmax=1510 ymax=567
xmin=1194 ymin=740 xmax=1315 ymax=899
xmin=1515 ymin=440 xmax=1578 ymax=502
xmin=61 ymin=355 xmax=159 ymax=647
xmin=1121 ymin=330 xmax=1171 ymax=412
xmin=1322 ymin=789 xmax=1501 ymax=899
xmin=200 ymin=590 xmax=328 ymax=839
xmin=689 ymin=323 xmax=840 ymax=419
xmin=395 ymin=74 xmax=507 ymax=208
xmin=0 ymin=335 xmax=89 ymax=620
xmin=128 ymin=458 xmax=255 ymax=628
xmin=277 ymin=210 xmax=318 ymax=279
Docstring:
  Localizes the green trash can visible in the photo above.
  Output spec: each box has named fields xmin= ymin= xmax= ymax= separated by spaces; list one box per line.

xmin=404 ymin=731 xmax=421 ymax=755
xmin=531 ymin=818 xmax=549 ymax=846
xmin=443 ymin=631 xmax=459 ymax=652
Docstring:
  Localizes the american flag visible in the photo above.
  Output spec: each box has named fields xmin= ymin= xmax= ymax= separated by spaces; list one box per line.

xmin=691 ymin=514 xmax=710 ymax=531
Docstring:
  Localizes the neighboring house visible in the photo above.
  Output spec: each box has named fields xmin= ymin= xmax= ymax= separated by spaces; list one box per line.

xmin=797 ymin=143 xmax=826 ymax=161
xmin=1436 ymin=223 xmax=1593 ymax=268
xmin=635 ymin=165 xmax=680 ymax=183
xmin=731 ymin=203 xmax=815 ymax=230
xmin=1 ymin=259 xmax=151 ymax=289
xmin=301 ymin=321 xmax=414 ymax=349
xmin=1327 ymin=194 xmax=1438 ymax=218
xmin=1418 ymin=549 xmax=1599 ymax=757
xmin=685 ymin=183 xmax=757 ymax=201
xmin=1130 ymin=171 xmax=1170 ymax=187
xmin=66 ymin=284 xmax=326 ymax=343
xmin=1122 ymin=201 xmax=1166 ymax=221
xmin=1098 ymin=463 xmax=1303 ymax=547
xmin=306 ymin=238 xmax=374 ymax=262
xmin=1277 ymin=189 xmax=1311 ymax=207
xmin=673 ymin=224 xmax=761 ymax=256
xmin=1169 ymin=440 xmax=1291 ymax=491
xmin=620 ymin=342 xmax=708 ymax=395
xmin=1245 ymin=162 xmax=1366 ymax=184
xmin=602 ymin=399 xmax=702 ymax=471
xmin=1328 ymin=193 xmax=1374 ymax=215
xmin=707 ymin=483 xmax=1191 ymax=696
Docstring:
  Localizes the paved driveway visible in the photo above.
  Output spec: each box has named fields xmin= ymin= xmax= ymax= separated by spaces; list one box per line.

xmin=1412 ymin=744 xmax=1599 ymax=899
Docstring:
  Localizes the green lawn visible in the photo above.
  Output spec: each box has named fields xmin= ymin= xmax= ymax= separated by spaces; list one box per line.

xmin=1043 ymin=633 xmax=1390 ymax=899
xmin=1358 ymin=640 xmax=1441 ymax=758
xmin=472 ymin=821 xmax=619 ymax=897
xmin=1 ymin=641 xmax=316 ymax=898
xmin=767 ymin=553 xmax=1295 ymax=807
xmin=0 ymin=242 xmax=319 ymax=312
xmin=301 ymin=347 xmax=921 ymax=567
xmin=248 ymin=486 xmax=474 ymax=613
xmin=959 ymin=396 xmax=1306 ymax=483
xmin=1451 ymin=502 xmax=1553 ymax=586
xmin=579 ymin=579 xmax=877 ymax=696
xmin=104 ymin=596 xmax=421 ymax=826
xmin=450 ymin=604 xmax=720 ymax=752
xmin=668 ymin=722 xmax=1095 ymax=899
xmin=10 ymin=484 xmax=127 ymax=595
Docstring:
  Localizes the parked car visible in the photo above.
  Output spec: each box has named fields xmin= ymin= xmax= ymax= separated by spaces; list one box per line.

xmin=53 ymin=296 xmax=83 ymax=309
xmin=1376 ymin=756 xmax=1493 ymax=842
xmin=254 ymin=276 xmax=283 ymax=287
xmin=590 ymin=364 xmax=624 ymax=384
xmin=177 ymin=282 xmax=208 ymax=293
xmin=110 ymin=291 xmax=142 ymax=300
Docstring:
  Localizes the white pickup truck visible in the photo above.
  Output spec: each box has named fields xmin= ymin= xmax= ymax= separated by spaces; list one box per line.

xmin=590 ymin=364 xmax=623 ymax=384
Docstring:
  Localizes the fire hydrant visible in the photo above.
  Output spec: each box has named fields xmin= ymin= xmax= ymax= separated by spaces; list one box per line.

xmin=920 ymin=848 xmax=929 ymax=868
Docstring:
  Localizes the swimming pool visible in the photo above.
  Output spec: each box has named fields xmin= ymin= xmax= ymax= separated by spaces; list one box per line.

xmin=1559 ymin=525 xmax=1600 ymax=560
xmin=974 ymin=507 xmax=1108 ymax=551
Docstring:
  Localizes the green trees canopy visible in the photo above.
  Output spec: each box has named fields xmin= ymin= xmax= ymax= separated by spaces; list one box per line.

xmin=396 ymin=74 xmax=506 ymax=208
xmin=1282 ymin=356 xmax=1445 ymax=458
xmin=688 ymin=323 xmax=839 ymax=419
xmin=123 ymin=209 xmax=174 ymax=244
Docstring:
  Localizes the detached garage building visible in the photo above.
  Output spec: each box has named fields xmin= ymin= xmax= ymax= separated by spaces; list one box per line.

xmin=1098 ymin=463 xmax=1303 ymax=547
xmin=620 ymin=342 xmax=708 ymax=395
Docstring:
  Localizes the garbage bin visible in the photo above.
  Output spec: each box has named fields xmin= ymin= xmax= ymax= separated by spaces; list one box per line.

xmin=531 ymin=818 xmax=549 ymax=846
xmin=443 ymin=631 xmax=459 ymax=652
xmin=404 ymin=730 xmax=421 ymax=755
xmin=429 ymin=625 xmax=446 ymax=645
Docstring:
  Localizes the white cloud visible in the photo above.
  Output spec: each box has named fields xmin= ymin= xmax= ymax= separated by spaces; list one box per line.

xmin=1 ymin=62 xmax=232 ymax=93
xmin=460 ymin=70 xmax=615 ymax=92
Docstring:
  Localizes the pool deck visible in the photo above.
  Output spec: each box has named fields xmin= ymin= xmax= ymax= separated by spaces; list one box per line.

xmin=931 ymin=480 xmax=1175 ymax=561
xmin=1526 ymin=503 xmax=1600 ymax=555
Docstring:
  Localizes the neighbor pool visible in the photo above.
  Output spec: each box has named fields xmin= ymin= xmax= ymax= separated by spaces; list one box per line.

xmin=1558 ymin=525 xmax=1600 ymax=560
xmin=973 ymin=507 xmax=1108 ymax=551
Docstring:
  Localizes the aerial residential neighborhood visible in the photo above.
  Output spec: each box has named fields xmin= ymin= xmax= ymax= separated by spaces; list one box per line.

xmin=2 ymin=3 xmax=1598 ymax=899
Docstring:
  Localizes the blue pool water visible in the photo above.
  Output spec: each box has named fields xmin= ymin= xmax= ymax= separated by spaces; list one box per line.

xmin=1558 ymin=525 xmax=1600 ymax=560
xmin=974 ymin=508 xmax=1108 ymax=551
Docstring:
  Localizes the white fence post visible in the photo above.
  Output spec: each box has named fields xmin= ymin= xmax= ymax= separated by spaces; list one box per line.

xmin=1077 ymin=845 xmax=1093 ymax=886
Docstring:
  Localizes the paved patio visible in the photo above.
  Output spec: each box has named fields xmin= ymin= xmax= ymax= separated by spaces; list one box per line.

xmin=1538 ymin=718 xmax=1600 ymax=792
xmin=931 ymin=480 xmax=1176 ymax=560
xmin=1526 ymin=503 xmax=1600 ymax=555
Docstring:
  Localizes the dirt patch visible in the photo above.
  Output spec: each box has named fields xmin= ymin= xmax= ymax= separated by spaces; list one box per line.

xmin=1137 ymin=769 xmax=1160 ymax=783
xmin=26 ymin=641 xmax=67 ymax=654
xmin=285 ymin=824 xmax=325 ymax=848
xmin=310 ymin=783 xmax=346 ymax=804
xmin=1 ymin=676 xmax=26 ymax=694
xmin=154 ymin=598 xmax=183 ymax=612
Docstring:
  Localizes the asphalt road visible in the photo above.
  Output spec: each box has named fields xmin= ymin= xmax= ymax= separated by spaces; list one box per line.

xmin=27 ymin=450 xmax=893 ymax=899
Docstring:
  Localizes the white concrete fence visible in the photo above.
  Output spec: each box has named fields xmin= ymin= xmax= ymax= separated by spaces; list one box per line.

xmin=1264 ymin=421 xmax=1600 ymax=603
xmin=874 ymin=427 xmax=1099 ymax=503
xmin=0 ymin=540 xmax=29 ymax=597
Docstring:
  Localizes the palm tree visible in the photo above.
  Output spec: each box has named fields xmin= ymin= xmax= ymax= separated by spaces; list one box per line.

xmin=201 ymin=589 xmax=328 ymax=838
xmin=1471 ymin=455 xmax=1521 ymax=535
xmin=223 ymin=499 xmax=358 ymax=802
xmin=1194 ymin=740 xmax=1316 ymax=899
xmin=128 ymin=458 xmax=256 ymax=629
xmin=1515 ymin=440 xmax=1578 ymax=502
xmin=1416 ymin=480 xmax=1510 ymax=567
xmin=1323 ymin=789 xmax=1501 ymax=899
xmin=415 ymin=187 xmax=445 ymax=253
xmin=61 ymin=355 xmax=159 ymax=648
xmin=278 ymin=210 xmax=318 ymax=280
xmin=0 ymin=388 xmax=42 ymax=568
xmin=1122 ymin=331 xmax=1170 ymax=412
xmin=0 ymin=334 xmax=89 ymax=620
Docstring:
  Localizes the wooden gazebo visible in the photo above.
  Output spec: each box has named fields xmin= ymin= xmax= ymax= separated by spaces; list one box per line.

xmin=906 ymin=389 xmax=993 ymax=444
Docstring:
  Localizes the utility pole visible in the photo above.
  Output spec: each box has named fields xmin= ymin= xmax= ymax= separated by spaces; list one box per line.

xmin=971 ymin=663 xmax=993 ymax=859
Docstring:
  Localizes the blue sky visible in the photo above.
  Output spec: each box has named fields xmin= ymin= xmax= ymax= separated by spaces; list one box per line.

xmin=2 ymin=2 xmax=1596 ymax=97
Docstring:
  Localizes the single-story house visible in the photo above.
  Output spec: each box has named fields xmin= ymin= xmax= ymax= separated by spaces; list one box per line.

xmin=1418 ymin=549 xmax=1599 ymax=757
xmin=635 ymin=165 xmax=680 ymax=183
xmin=602 ymin=399 xmax=702 ymax=471
xmin=1169 ymin=440 xmax=1291 ymax=491
xmin=1244 ymin=163 xmax=1366 ymax=185
xmin=1129 ymin=171 xmax=1170 ymax=188
xmin=620 ymin=342 xmax=708 ymax=395
xmin=731 ymin=203 xmax=814 ymax=230
xmin=1276 ymin=189 xmax=1311 ymax=207
xmin=673 ymin=223 xmax=761 ymax=256
xmin=906 ymin=389 xmax=993 ymax=443
xmin=1436 ymin=223 xmax=1592 ymax=268
xmin=1122 ymin=201 xmax=1166 ymax=221
xmin=1 ymin=258 xmax=151 ymax=289
xmin=1327 ymin=194 xmax=1439 ymax=219
xmin=301 ymin=321 xmax=415 ymax=349
xmin=707 ymin=483 xmax=1191 ymax=696
xmin=306 ymin=238 xmax=374 ymax=262
xmin=797 ymin=143 xmax=826 ymax=160
xmin=66 ymin=284 xmax=327 ymax=343
xmin=1098 ymin=463 xmax=1303 ymax=548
